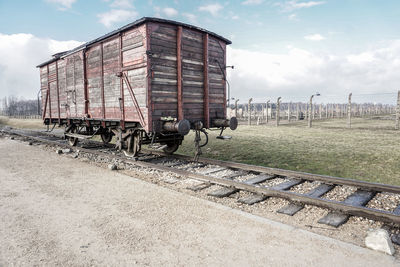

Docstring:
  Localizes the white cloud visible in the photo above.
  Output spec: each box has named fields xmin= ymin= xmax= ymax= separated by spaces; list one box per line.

xmin=97 ymin=9 xmax=138 ymax=28
xmin=227 ymin=41 xmax=400 ymax=104
xmin=45 ymin=0 xmax=77 ymax=10
xmin=277 ymin=1 xmax=325 ymax=12
xmin=198 ymin=3 xmax=223 ymax=17
xmin=110 ymin=0 xmax=133 ymax=8
xmin=98 ymin=0 xmax=138 ymax=27
xmin=232 ymin=15 xmax=239 ymax=20
xmin=153 ymin=6 xmax=161 ymax=17
xmin=0 ymin=33 xmax=83 ymax=99
xmin=304 ymin=34 xmax=325 ymax=41
xmin=163 ymin=7 xmax=178 ymax=17
xmin=288 ymin=13 xmax=297 ymax=20
xmin=242 ymin=0 xmax=263 ymax=5
xmin=182 ymin=13 xmax=197 ymax=23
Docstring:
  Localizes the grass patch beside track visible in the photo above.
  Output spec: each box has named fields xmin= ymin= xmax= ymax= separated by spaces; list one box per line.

xmin=0 ymin=116 xmax=44 ymax=129
xmin=178 ymin=118 xmax=400 ymax=186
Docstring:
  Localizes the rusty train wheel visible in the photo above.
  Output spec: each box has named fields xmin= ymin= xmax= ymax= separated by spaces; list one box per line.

xmin=163 ymin=142 xmax=179 ymax=154
xmin=68 ymin=137 xmax=78 ymax=146
xmin=123 ymin=130 xmax=141 ymax=157
xmin=100 ymin=132 xmax=113 ymax=144
xmin=67 ymin=126 xmax=78 ymax=146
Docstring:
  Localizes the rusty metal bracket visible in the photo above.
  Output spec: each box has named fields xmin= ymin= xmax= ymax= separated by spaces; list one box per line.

xmin=118 ymin=97 xmax=123 ymax=111
xmin=42 ymin=90 xmax=49 ymax=120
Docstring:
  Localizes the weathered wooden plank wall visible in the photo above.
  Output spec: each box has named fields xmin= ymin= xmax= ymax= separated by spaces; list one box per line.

xmin=86 ymin=45 xmax=102 ymax=118
xmin=149 ymin=22 xmax=178 ymax=121
xmin=48 ymin=62 xmax=57 ymax=119
xmin=208 ymin=36 xmax=226 ymax=121
xmin=149 ymin=22 xmax=227 ymax=126
xmin=182 ymin=28 xmax=204 ymax=122
xmin=74 ymin=52 xmax=85 ymax=117
xmin=40 ymin=20 xmax=228 ymax=132
xmin=103 ymin=38 xmax=120 ymax=119
xmin=57 ymin=60 xmax=66 ymax=118
xmin=122 ymin=24 xmax=148 ymax=124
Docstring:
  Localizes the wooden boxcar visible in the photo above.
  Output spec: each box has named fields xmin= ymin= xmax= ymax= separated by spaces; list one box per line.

xmin=37 ymin=17 xmax=237 ymax=155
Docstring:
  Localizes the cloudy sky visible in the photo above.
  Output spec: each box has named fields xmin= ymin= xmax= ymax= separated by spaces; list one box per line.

xmin=0 ymin=0 xmax=399 ymax=104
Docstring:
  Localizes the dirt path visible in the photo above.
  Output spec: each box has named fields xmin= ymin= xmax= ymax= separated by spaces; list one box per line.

xmin=0 ymin=138 xmax=398 ymax=266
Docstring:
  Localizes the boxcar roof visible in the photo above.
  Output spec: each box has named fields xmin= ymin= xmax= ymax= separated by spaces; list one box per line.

xmin=37 ymin=17 xmax=231 ymax=68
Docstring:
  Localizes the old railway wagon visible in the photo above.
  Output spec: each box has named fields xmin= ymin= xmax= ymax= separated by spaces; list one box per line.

xmin=37 ymin=17 xmax=237 ymax=156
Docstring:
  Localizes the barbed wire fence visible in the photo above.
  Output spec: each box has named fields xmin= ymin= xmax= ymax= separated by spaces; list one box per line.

xmin=228 ymin=91 xmax=400 ymax=130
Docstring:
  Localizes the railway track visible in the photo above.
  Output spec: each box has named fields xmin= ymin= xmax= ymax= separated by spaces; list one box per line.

xmin=2 ymin=127 xmax=400 ymax=231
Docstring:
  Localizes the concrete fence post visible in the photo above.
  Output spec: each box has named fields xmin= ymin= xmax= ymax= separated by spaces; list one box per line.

xmin=308 ymin=95 xmax=314 ymax=128
xmin=266 ymin=100 xmax=270 ymax=125
xmin=347 ymin=93 xmax=352 ymax=128
xmin=319 ymin=104 xmax=322 ymax=119
xmin=262 ymin=104 xmax=265 ymax=120
xmin=326 ymin=104 xmax=329 ymax=118
xmin=234 ymin=99 xmax=239 ymax=118
xmin=248 ymin=98 xmax=253 ymax=126
xmin=287 ymin=102 xmax=291 ymax=122
xmin=312 ymin=104 xmax=315 ymax=119
xmin=396 ymin=90 xmax=400 ymax=130
xmin=305 ymin=103 xmax=308 ymax=120
xmin=296 ymin=103 xmax=300 ymax=120
xmin=276 ymin=97 xmax=281 ymax=127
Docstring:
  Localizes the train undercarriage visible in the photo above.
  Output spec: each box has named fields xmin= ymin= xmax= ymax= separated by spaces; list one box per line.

xmin=44 ymin=117 xmax=237 ymax=158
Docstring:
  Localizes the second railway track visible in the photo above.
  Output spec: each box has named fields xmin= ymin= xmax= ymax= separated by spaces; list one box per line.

xmin=2 ymin=127 xmax=400 ymax=231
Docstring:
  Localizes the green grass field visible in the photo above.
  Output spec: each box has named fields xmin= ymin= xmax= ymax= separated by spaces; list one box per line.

xmin=178 ymin=117 xmax=400 ymax=186
xmin=1 ymin=116 xmax=399 ymax=186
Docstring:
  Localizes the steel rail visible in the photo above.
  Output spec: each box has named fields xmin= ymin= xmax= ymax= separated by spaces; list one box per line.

xmin=151 ymin=151 xmax=400 ymax=195
xmin=2 ymin=128 xmax=400 ymax=225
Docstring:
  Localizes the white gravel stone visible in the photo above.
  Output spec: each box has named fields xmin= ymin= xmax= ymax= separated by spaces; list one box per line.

xmin=108 ymin=164 xmax=117 ymax=170
xmin=62 ymin=148 xmax=72 ymax=153
xmin=365 ymin=229 xmax=395 ymax=255
xmin=160 ymin=176 xmax=180 ymax=184
xmin=56 ymin=149 xmax=63 ymax=154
